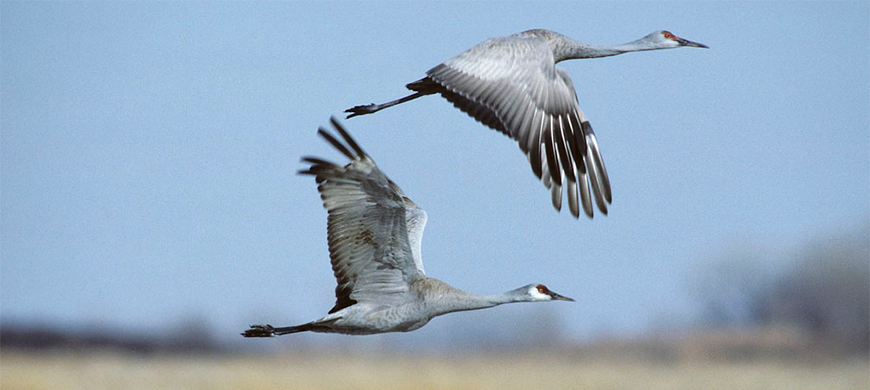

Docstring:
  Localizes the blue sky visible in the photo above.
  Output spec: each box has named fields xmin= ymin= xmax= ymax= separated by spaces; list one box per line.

xmin=2 ymin=2 xmax=868 ymax=344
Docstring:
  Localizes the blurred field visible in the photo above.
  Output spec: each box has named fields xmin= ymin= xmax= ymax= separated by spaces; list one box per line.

xmin=2 ymin=350 xmax=867 ymax=390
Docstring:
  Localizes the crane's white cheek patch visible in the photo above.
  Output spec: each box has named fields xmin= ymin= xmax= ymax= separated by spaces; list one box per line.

xmin=529 ymin=289 xmax=551 ymax=301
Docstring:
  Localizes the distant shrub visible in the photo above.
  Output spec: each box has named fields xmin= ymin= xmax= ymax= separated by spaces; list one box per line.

xmin=690 ymin=221 xmax=869 ymax=356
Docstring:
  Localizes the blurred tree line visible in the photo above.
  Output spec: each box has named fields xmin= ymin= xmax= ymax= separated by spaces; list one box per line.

xmin=690 ymin=221 xmax=869 ymax=356
xmin=0 ymin=313 xmax=220 ymax=354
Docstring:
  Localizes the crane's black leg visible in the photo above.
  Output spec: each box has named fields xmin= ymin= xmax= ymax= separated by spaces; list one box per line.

xmin=241 ymin=323 xmax=315 ymax=337
xmin=242 ymin=324 xmax=278 ymax=337
xmin=345 ymin=92 xmax=427 ymax=118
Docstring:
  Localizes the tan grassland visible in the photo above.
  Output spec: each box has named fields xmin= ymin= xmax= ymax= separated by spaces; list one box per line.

xmin=2 ymin=350 xmax=867 ymax=390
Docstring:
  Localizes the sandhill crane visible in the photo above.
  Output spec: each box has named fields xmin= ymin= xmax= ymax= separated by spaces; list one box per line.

xmin=346 ymin=29 xmax=708 ymax=219
xmin=242 ymin=118 xmax=573 ymax=337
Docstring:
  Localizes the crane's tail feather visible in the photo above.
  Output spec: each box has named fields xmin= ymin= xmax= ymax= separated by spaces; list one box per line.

xmin=241 ymin=324 xmax=314 ymax=337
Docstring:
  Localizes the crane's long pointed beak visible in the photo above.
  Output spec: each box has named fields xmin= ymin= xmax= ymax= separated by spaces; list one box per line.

xmin=677 ymin=37 xmax=709 ymax=49
xmin=550 ymin=291 xmax=575 ymax=302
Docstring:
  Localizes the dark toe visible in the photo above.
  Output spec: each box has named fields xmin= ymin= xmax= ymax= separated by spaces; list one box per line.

xmin=241 ymin=324 xmax=276 ymax=338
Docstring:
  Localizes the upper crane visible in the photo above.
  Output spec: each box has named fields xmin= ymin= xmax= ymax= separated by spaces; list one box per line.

xmin=346 ymin=29 xmax=708 ymax=219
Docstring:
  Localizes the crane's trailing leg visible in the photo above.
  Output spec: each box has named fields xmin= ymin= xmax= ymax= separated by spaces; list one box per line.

xmin=242 ymin=324 xmax=313 ymax=337
xmin=345 ymin=91 xmax=429 ymax=118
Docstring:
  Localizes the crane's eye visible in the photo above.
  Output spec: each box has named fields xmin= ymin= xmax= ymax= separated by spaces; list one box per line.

xmin=536 ymin=284 xmax=549 ymax=294
xmin=662 ymin=31 xmax=675 ymax=40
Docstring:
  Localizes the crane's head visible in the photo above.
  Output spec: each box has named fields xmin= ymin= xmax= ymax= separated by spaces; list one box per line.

xmin=523 ymin=284 xmax=575 ymax=302
xmin=644 ymin=30 xmax=709 ymax=49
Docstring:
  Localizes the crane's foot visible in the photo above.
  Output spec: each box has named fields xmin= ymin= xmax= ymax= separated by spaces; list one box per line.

xmin=241 ymin=324 xmax=277 ymax=337
xmin=345 ymin=104 xmax=378 ymax=119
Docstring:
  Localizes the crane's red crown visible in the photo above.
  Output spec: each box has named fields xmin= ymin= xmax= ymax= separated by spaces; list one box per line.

xmin=536 ymin=284 xmax=550 ymax=294
xmin=662 ymin=31 xmax=676 ymax=41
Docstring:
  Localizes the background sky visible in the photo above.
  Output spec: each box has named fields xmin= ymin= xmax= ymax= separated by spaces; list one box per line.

xmin=2 ymin=2 xmax=868 ymax=347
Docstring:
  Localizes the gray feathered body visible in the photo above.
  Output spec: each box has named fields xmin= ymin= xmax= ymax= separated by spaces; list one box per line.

xmin=301 ymin=277 xmax=502 ymax=335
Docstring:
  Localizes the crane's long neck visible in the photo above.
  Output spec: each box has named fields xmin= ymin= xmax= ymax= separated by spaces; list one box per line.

xmin=420 ymin=279 xmax=526 ymax=317
xmin=551 ymin=36 xmax=656 ymax=62
xmin=431 ymin=292 xmax=520 ymax=317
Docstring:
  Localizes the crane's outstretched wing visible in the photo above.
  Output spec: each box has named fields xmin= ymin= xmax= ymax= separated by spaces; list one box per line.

xmin=408 ymin=34 xmax=611 ymax=218
xmin=299 ymin=118 xmax=427 ymax=314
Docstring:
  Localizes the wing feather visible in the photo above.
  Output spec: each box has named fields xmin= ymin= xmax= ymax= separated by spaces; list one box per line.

xmin=566 ymin=176 xmax=579 ymax=218
xmin=543 ymin=116 xmax=561 ymax=186
xmin=300 ymin=119 xmax=427 ymax=314
xmin=526 ymin=108 xmax=544 ymax=179
xmin=555 ymin=115 xmax=575 ymax=183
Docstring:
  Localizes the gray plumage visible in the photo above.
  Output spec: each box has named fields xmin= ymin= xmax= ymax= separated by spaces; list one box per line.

xmin=346 ymin=29 xmax=708 ymax=219
xmin=242 ymin=118 xmax=573 ymax=337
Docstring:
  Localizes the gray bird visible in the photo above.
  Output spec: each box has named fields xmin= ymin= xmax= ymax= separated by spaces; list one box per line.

xmin=242 ymin=118 xmax=573 ymax=337
xmin=346 ymin=29 xmax=708 ymax=219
